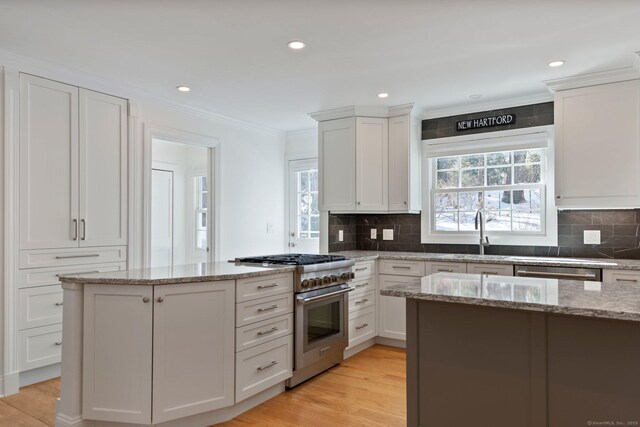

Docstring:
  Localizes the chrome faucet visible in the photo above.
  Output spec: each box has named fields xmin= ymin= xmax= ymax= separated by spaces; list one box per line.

xmin=474 ymin=209 xmax=490 ymax=255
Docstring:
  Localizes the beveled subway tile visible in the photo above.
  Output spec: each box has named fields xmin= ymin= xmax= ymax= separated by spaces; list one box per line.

xmin=613 ymin=224 xmax=639 ymax=236
xmin=592 ymin=211 xmax=637 ymax=225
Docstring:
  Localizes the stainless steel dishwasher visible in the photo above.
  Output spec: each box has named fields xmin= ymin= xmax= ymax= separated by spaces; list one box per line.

xmin=514 ymin=265 xmax=602 ymax=281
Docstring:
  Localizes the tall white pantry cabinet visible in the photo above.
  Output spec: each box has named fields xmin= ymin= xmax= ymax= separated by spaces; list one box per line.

xmin=13 ymin=73 xmax=128 ymax=389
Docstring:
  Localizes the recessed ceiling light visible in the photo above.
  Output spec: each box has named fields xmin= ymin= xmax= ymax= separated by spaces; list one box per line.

xmin=176 ymin=86 xmax=191 ymax=92
xmin=548 ymin=60 xmax=566 ymax=68
xmin=287 ymin=40 xmax=306 ymax=50
xmin=377 ymin=92 xmax=389 ymax=98
xmin=469 ymin=94 xmax=483 ymax=99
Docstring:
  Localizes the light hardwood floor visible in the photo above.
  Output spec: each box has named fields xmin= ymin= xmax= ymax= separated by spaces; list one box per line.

xmin=0 ymin=345 xmax=406 ymax=426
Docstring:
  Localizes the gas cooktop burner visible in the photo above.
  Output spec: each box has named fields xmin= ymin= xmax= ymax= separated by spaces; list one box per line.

xmin=235 ymin=254 xmax=347 ymax=266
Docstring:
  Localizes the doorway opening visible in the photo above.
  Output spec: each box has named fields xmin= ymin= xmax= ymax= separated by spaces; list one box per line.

xmin=288 ymin=158 xmax=319 ymax=254
xmin=150 ymin=138 xmax=213 ymax=268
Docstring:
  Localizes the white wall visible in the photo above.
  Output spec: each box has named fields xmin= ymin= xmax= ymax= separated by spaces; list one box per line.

xmin=131 ymin=101 xmax=287 ymax=265
xmin=285 ymin=128 xmax=317 ymax=158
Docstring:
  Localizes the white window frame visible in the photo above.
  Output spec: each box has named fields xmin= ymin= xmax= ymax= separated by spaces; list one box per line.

xmin=421 ymin=125 xmax=557 ymax=246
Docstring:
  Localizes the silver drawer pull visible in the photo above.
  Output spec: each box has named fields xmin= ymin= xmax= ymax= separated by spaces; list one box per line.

xmin=72 ymin=219 xmax=78 ymax=241
xmin=54 ymin=341 xmax=62 ymax=346
xmin=481 ymin=271 xmax=498 ymax=275
xmin=55 ymin=302 xmax=64 ymax=306
xmin=392 ymin=266 xmax=411 ymax=270
xmin=257 ymin=327 xmax=279 ymax=336
xmin=257 ymin=360 xmax=278 ymax=371
xmin=257 ymin=283 xmax=279 ymax=289
xmin=257 ymin=304 xmax=279 ymax=312
xmin=355 ymin=323 xmax=369 ymax=330
xmin=438 ymin=269 xmax=454 ymax=272
xmin=55 ymin=270 xmax=99 ymax=277
xmin=55 ymin=254 xmax=100 ymax=260
xmin=355 ymin=298 xmax=368 ymax=305
xmin=355 ymin=283 xmax=368 ymax=288
xmin=516 ymin=270 xmax=596 ymax=280
xmin=355 ymin=267 xmax=368 ymax=272
xmin=615 ymin=278 xmax=638 ymax=283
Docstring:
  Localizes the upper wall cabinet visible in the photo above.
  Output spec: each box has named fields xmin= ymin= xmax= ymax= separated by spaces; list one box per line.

xmin=19 ymin=74 xmax=128 ymax=249
xmin=388 ymin=115 xmax=421 ymax=212
xmin=554 ymin=79 xmax=640 ymax=209
xmin=313 ymin=105 xmax=421 ymax=213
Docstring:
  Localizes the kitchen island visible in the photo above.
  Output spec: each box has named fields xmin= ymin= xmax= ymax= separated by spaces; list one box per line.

xmin=55 ymin=262 xmax=295 ymax=427
xmin=382 ymin=273 xmax=640 ymax=427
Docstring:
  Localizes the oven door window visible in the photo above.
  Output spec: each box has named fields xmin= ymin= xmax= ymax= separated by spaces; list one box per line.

xmin=303 ymin=296 xmax=343 ymax=352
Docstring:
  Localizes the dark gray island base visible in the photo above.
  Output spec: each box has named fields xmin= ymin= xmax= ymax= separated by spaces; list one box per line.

xmin=383 ymin=273 xmax=640 ymax=427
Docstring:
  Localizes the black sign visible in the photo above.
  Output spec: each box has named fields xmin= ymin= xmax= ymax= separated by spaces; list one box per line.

xmin=456 ymin=114 xmax=516 ymax=131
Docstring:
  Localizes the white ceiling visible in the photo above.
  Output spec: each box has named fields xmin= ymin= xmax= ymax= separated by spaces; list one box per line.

xmin=1 ymin=0 xmax=640 ymax=131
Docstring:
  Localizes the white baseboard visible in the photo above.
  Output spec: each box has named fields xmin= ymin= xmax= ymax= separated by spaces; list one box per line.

xmin=2 ymin=371 xmax=20 ymax=396
xmin=344 ymin=338 xmax=376 ymax=359
xmin=56 ymin=382 xmax=285 ymax=427
xmin=55 ymin=413 xmax=84 ymax=427
xmin=20 ymin=363 xmax=61 ymax=387
xmin=375 ymin=336 xmax=406 ymax=349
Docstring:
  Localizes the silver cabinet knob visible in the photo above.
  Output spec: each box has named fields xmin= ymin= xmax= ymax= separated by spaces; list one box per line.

xmin=143 ymin=297 xmax=150 ymax=303
xmin=55 ymin=341 xmax=62 ymax=346
xmin=157 ymin=297 xmax=164 ymax=303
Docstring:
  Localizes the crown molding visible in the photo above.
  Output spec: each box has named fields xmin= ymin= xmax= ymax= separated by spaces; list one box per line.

xmin=0 ymin=48 xmax=284 ymax=136
xmin=309 ymin=103 xmax=416 ymax=122
xmin=421 ymin=93 xmax=553 ymax=120
xmin=544 ymin=66 xmax=640 ymax=92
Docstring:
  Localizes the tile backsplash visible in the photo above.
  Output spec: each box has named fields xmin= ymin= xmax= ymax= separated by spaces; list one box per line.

xmin=328 ymin=210 xmax=640 ymax=259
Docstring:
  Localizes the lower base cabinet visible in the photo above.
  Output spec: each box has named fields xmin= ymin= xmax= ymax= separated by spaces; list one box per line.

xmin=378 ymin=275 xmax=413 ymax=340
xmin=82 ymin=281 xmax=235 ymax=425
xmin=235 ymin=335 xmax=293 ymax=402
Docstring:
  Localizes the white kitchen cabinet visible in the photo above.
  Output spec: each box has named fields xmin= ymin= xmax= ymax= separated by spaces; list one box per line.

xmin=83 ymin=282 xmax=235 ymax=425
xmin=19 ymin=74 xmax=128 ymax=250
xmin=378 ymin=274 xmax=412 ymax=341
xmin=19 ymin=74 xmax=79 ymax=250
xmin=388 ymin=115 xmax=421 ymax=212
xmin=318 ymin=117 xmax=357 ymax=211
xmin=153 ymin=282 xmax=235 ymax=423
xmin=79 ymin=89 xmax=128 ymax=246
xmin=555 ymin=80 xmax=640 ymax=208
xmin=603 ymin=269 xmax=640 ymax=284
xmin=83 ymin=285 xmax=153 ymax=424
xmin=426 ymin=261 xmax=467 ymax=274
xmin=466 ymin=263 xmax=514 ymax=276
xmin=356 ymin=117 xmax=388 ymax=211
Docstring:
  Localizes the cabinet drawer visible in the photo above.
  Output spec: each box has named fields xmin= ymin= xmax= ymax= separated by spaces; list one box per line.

xmin=379 ymin=259 xmax=426 ymax=277
xmin=348 ymin=307 xmax=376 ymax=348
xmin=236 ymin=293 xmax=293 ymax=327
xmin=351 ymin=276 xmax=376 ymax=295
xmin=18 ymin=324 xmax=62 ymax=371
xmin=20 ymin=246 xmax=127 ymax=269
xmin=236 ymin=335 xmax=292 ymax=402
xmin=603 ymin=269 xmax=640 ymax=284
xmin=236 ymin=273 xmax=293 ymax=302
xmin=352 ymin=260 xmax=375 ymax=280
xmin=236 ymin=313 xmax=293 ymax=352
xmin=426 ymin=261 xmax=467 ymax=274
xmin=18 ymin=262 xmax=126 ymax=289
xmin=348 ymin=290 xmax=375 ymax=313
xmin=19 ymin=285 xmax=64 ymax=330
xmin=466 ymin=263 xmax=514 ymax=277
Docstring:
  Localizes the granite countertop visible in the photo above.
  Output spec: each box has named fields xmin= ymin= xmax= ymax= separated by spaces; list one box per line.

xmin=330 ymin=250 xmax=640 ymax=270
xmin=57 ymin=262 xmax=295 ymax=285
xmin=381 ymin=272 xmax=640 ymax=322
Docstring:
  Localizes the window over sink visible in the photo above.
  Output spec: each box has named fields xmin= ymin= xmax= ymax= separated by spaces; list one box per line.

xmin=421 ymin=126 xmax=557 ymax=246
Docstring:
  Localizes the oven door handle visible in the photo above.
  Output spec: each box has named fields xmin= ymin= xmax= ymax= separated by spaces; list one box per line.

xmin=297 ymin=287 xmax=353 ymax=305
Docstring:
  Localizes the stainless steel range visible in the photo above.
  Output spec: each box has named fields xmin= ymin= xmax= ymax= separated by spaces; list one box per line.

xmin=235 ymin=254 xmax=355 ymax=387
